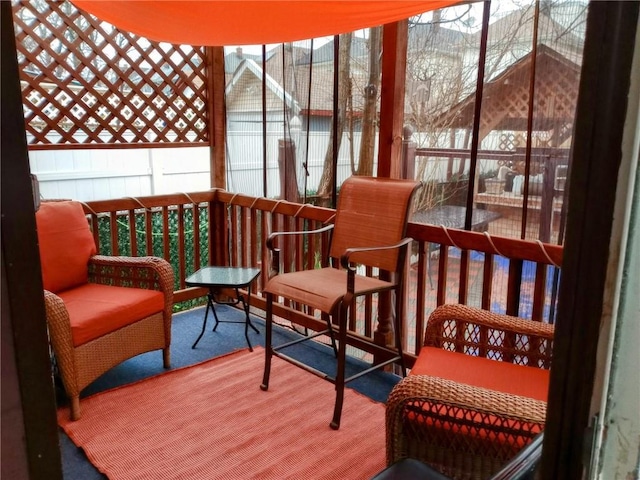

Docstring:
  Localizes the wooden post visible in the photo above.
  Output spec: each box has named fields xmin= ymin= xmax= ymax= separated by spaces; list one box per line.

xmin=207 ymin=46 xmax=226 ymax=189
xmin=375 ymin=20 xmax=408 ymax=364
xmin=401 ymin=125 xmax=416 ymax=180
xmin=378 ymin=20 xmax=408 ymax=179
xmin=277 ymin=139 xmax=299 ymax=202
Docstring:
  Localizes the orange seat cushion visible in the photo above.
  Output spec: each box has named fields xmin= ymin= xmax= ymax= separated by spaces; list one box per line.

xmin=265 ymin=267 xmax=392 ymax=313
xmin=58 ymin=283 xmax=165 ymax=347
xmin=36 ymin=201 xmax=97 ymax=293
xmin=410 ymin=347 xmax=549 ymax=401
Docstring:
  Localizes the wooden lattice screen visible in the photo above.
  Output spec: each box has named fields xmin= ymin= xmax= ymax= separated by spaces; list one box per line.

xmin=12 ymin=0 xmax=209 ymax=149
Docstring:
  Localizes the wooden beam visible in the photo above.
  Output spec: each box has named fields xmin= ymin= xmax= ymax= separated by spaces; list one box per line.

xmin=378 ymin=20 xmax=408 ymax=179
xmin=207 ymin=46 xmax=226 ymax=189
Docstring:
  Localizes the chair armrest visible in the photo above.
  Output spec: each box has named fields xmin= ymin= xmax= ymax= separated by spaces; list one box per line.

xmin=385 ymin=375 xmax=547 ymax=467
xmin=340 ymin=237 xmax=413 ymax=270
xmin=266 ymin=224 xmax=334 ymax=275
xmin=43 ymin=290 xmax=79 ymax=396
xmin=88 ymin=255 xmax=174 ymax=297
xmin=425 ymin=304 xmax=554 ymax=368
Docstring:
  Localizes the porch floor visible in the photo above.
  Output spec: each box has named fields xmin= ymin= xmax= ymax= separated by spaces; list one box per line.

xmin=60 ymin=304 xmax=401 ymax=479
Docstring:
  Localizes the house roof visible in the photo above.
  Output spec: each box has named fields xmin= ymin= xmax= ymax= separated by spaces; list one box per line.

xmin=225 ymin=58 xmax=300 ymax=116
xmin=224 ymin=47 xmax=274 ymax=74
xmin=297 ymin=36 xmax=371 ymax=65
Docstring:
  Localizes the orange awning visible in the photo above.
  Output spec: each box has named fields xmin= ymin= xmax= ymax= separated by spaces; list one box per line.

xmin=71 ymin=1 xmax=462 ymax=46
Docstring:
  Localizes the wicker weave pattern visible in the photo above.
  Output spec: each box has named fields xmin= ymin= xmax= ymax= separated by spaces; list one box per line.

xmin=45 ymin=255 xmax=174 ymax=420
xmin=386 ymin=304 xmax=553 ymax=480
xmin=88 ymin=255 xmax=175 ymax=343
xmin=424 ymin=304 xmax=554 ymax=369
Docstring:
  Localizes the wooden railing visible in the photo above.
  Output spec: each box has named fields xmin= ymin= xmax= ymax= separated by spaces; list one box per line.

xmin=82 ymin=190 xmax=563 ymax=363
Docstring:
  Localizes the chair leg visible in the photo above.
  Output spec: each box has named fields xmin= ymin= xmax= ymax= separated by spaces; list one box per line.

xmin=323 ymin=312 xmax=338 ymax=357
xmin=163 ymin=347 xmax=171 ymax=368
xmin=70 ymin=396 xmax=81 ymax=421
xmin=330 ymin=304 xmax=348 ymax=430
xmin=260 ymin=293 xmax=274 ymax=391
xmin=394 ymin=291 xmax=407 ymax=377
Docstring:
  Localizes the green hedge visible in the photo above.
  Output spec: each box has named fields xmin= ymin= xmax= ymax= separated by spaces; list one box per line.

xmin=96 ymin=208 xmax=210 ymax=312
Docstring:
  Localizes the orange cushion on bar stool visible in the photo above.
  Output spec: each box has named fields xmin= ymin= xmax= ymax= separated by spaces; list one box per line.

xmin=36 ymin=201 xmax=97 ymax=293
xmin=410 ymin=347 xmax=549 ymax=401
xmin=58 ymin=283 xmax=165 ymax=347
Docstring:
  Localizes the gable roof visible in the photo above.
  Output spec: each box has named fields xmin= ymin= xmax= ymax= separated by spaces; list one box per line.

xmin=433 ymin=44 xmax=581 ymax=143
xmin=224 ymin=47 xmax=276 ymax=74
xmin=297 ymin=36 xmax=370 ymax=65
xmin=225 ymin=59 xmax=300 ymax=115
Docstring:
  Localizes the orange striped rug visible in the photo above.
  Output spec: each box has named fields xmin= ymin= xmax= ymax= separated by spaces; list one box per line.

xmin=58 ymin=347 xmax=387 ymax=479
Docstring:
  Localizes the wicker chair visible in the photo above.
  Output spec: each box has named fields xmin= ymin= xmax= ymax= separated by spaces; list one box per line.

xmin=261 ymin=176 xmax=421 ymax=429
xmin=37 ymin=201 xmax=174 ymax=420
xmin=386 ymin=304 xmax=554 ymax=480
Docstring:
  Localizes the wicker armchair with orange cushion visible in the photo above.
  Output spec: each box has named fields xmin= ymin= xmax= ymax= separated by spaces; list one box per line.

xmin=36 ymin=201 xmax=174 ymax=420
xmin=386 ymin=304 xmax=554 ymax=480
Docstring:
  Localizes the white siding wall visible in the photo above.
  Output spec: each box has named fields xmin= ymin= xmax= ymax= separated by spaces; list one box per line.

xmin=29 ymin=146 xmax=211 ymax=202
xmin=30 ymin=131 xmax=379 ymax=201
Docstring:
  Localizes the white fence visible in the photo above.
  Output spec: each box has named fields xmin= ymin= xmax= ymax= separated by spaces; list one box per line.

xmin=29 ymin=131 xmax=378 ymax=202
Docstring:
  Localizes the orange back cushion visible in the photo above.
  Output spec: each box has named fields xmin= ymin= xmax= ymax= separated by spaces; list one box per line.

xmin=36 ymin=201 xmax=97 ymax=293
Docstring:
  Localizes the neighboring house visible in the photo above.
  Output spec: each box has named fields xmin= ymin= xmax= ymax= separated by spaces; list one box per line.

xmin=223 ymin=4 xmax=586 ymax=146
xmin=225 ymin=58 xmax=301 ymax=132
xmin=224 ymin=46 xmax=273 ymax=76
xmin=225 ymin=38 xmax=371 ymax=134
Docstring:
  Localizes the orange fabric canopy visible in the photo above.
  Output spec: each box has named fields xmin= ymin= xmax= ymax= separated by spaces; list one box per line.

xmin=71 ymin=1 xmax=462 ymax=46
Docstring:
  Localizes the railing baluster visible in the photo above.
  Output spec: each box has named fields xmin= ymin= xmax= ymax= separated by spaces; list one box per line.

xmin=162 ymin=206 xmax=170 ymax=262
xmin=532 ymin=262 xmax=547 ymax=322
xmin=177 ymin=204 xmax=186 ymax=289
xmin=193 ymin=203 xmax=201 ymax=271
xmin=437 ymin=244 xmax=449 ymax=306
xmin=507 ymin=259 xmax=523 ymax=317
xmin=109 ymin=211 xmax=119 ymax=256
xmin=414 ymin=241 xmax=428 ymax=355
xmin=482 ymin=252 xmax=494 ymax=310
xmin=261 ymin=206 xmax=270 ymax=294
xmin=128 ymin=209 xmax=137 ymax=256
xmin=458 ymin=249 xmax=470 ymax=304
xmin=250 ymin=207 xmax=259 ymax=274
xmin=145 ymin=208 xmax=153 ymax=257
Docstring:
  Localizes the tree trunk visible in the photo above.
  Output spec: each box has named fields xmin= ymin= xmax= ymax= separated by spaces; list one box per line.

xmin=318 ymin=33 xmax=353 ymax=198
xmin=357 ymin=26 xmax=382 ymax=177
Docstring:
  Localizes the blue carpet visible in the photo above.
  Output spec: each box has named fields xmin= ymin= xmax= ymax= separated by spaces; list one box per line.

xmin=60 ymin=305 xmax=400 ymax=479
